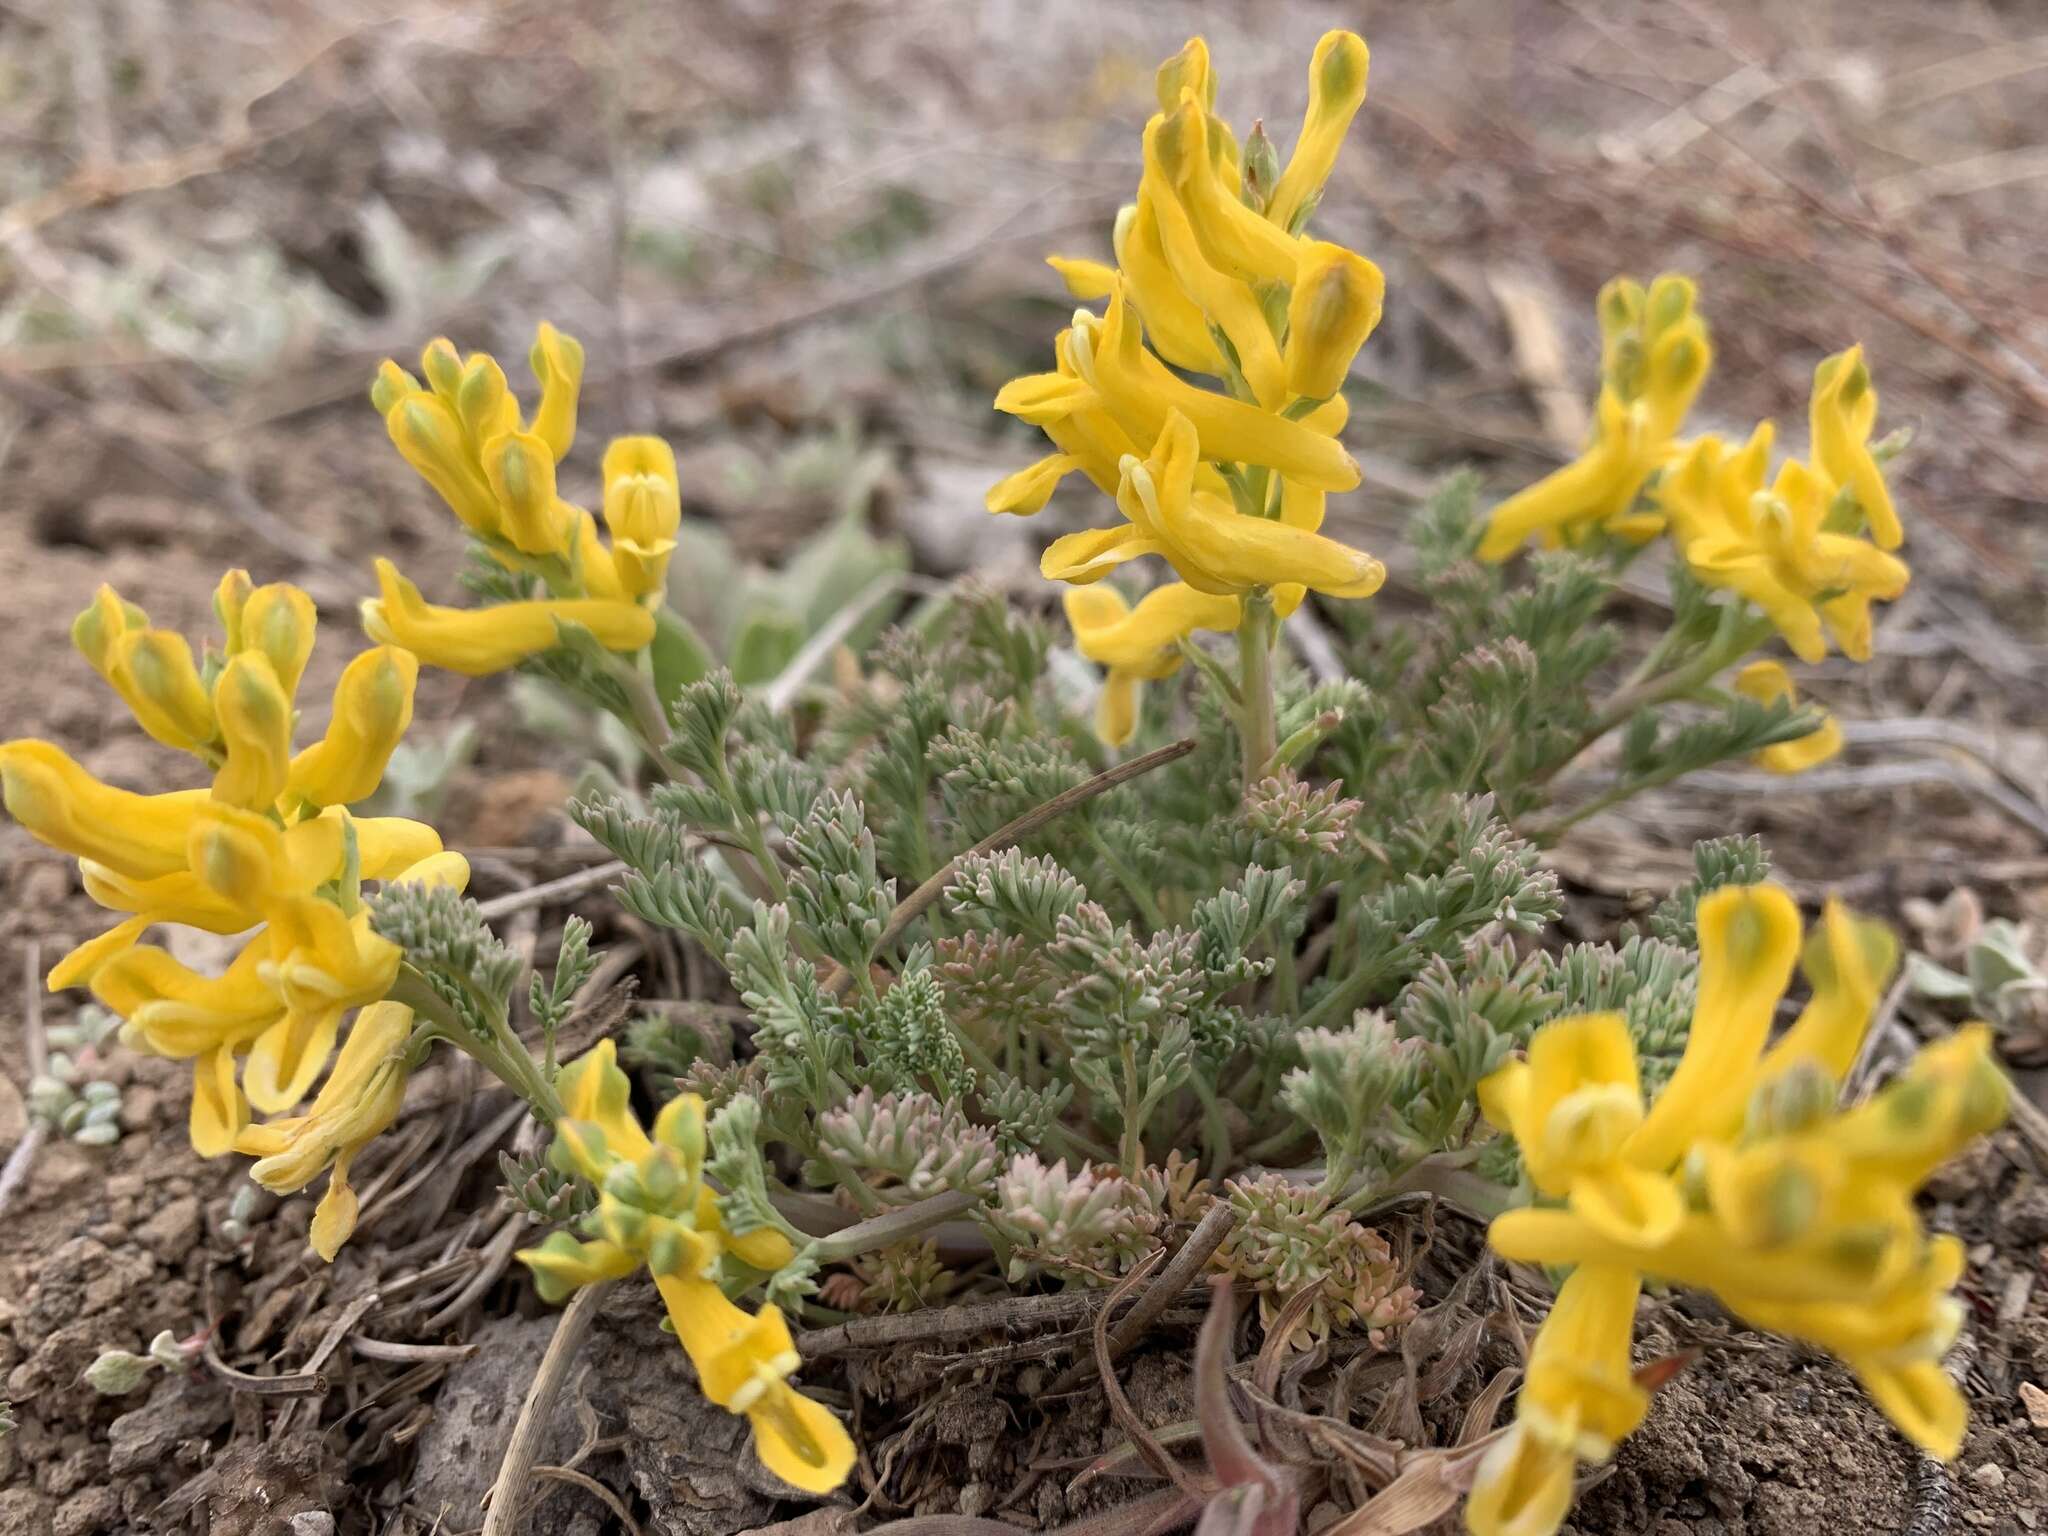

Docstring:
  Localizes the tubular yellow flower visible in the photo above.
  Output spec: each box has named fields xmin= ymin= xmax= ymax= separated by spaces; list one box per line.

xmin=249 ymin=897 xmax=403 ymax=1112
xmin=0 ymin=740 xmax=206 ymax=881
xmin=602 ymin=435 xmax=683 ymax=600
xmin=1683 ymin=456 xmax=1910 ymax=664
xmin=1477 ymin=1012 xmax=1682 ymax=1245
xmin=528 ymin=321 xmax=585 ymax=463
xmin=1732 ymin=660 xmax=1842 ymax=774
xmin=481 ymin=429 xmax=575 ymax=556
xmin=236 ymin=1000 xmax=415 ymax=1259
xmin=1048 ymin=254 xmax=1116 ymax=301
xmin=455 ymin=354 xmax=520 ymax=449
xmin=1112 ymin=199 xmax=1230 ymax=376
xmin=1810 ymin=345 xmax=1900 ymax=550
xmin=1267 ymin=31 xmax=1371 ymax=234
xmin=1284 ymin=242 xmax=1385 ymax=401
xmin=92 ymin=932 xmax=280 ymax=1156
xmin=185 ymin=802 xmax=344 ymax=919
xmin=1088 ymin=278 xmax=1361 ymax=492
xmin=360 ymin=558 xmax=654 ymax=676
xmin=288 ymin=646 xmax=420 ymax=808
xmin=210 ymin=652 xmax=294 ymax=810
xmin=1109 ymin=411 xmax=1385 ymax=600
xmin=1143 ymin=102 xmax=1287 ymax=409
xmin=110 ymin=629 xmax=218 ymax=753
xmin=1063 ymin=582 xmax=1239 ymax=746
xmin=986 ymin=453 xmax=1086 ymax=515
xmin=236 ymin=582 xmax=319 ymax=702
xmin=515 ymin=1042 xmax=854 ymax=1492
xmin=1467 ymin=1266 xmax=1645 ymax=1536
xmin=655 ymin=1273 xmax=858 ymax=1493
xmin=385 ymin=390 xmax=503 ymax=537
xmin=1625 ymin=882 xmax=1801 ymax=1169
xmin=1477 ymin=275 xmax=1711 ymax=560
xmin=1754 ymin=897 xmax=1897 ymax=1089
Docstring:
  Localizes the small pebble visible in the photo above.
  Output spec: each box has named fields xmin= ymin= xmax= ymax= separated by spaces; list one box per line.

xmin=1970 ymin=1462 xmax=2007 ymax=1491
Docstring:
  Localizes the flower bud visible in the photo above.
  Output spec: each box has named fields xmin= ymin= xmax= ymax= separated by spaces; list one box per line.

xmin=368 ymin=359 xmax=420 ymax=417
xmin=601 ymin=436 xmax=682 ymax=599
xmin=1240 ymin=120 xmax=1279 ymax=213
xmin=419 ymin=336 xmax=464 ymax=402
xmin=110 ymin=630 xmax=217 ymax=752
xmin=287 ymin=645 xmax=419 ymax=808
xmin=456 ymin=354 xmax=519 ymax=448
xmin=213 ymin=569 xmax=254 ymax=652
xmin=210 ymin=655 xmax=294 ymax=810
xmin=1267 ymin=31 xmax=1370 ymax=233
xmin=1155 ymin=36 xmax=1214 ymax=112
xmin=483 ymin=430 xmax=572 ymax=556
xmin=237 ymin=583 xmax=317 ymax=701
xmin=70 ymin=584 xmax=138 ymax=675
xmin=386 ymin=394 xmax=501 ymax=537
xmin=528 ymin=322 xmax=585 ymax=463
xmin=1284 ymin=242 xmax=1385 ymax=400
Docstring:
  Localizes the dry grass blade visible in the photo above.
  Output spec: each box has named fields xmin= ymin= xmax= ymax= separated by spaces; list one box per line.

xmin=1317 ymin=1432 xmax=1505 ymax=1536
xmin=525 ymin=1464 xmax=645 ymax=1536
xmin=1088 ymin=1249 xmax=1203 ymax=1498
xmin=482 ymin=1280 xmax=614 ymax=1536
xmin=0 ymin=943 xmax=49 ymax=1222
xmin=1252 ymin=1284 xmax=1324 ymax=1398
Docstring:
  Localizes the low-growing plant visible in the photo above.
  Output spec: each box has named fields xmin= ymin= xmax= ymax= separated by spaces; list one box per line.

xmin=0 ymin=25 xmax=2003 ymax=1533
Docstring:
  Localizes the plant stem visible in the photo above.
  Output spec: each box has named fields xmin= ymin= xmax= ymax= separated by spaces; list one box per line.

xmin=1236 ymin=590 xmax=1277 ymax=790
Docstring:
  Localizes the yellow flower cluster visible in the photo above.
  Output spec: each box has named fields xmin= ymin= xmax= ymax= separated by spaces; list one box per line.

xmin=1478 ymin=281 xmax=1910 ymax=774
xmin=0 ymin=573 xmax=463 ymax=1254
xmin=516 ymin=1043 xmax=856 ymax=1493
xmin=990 ymin=33 xmax=1390 ymax=741
xmin=364 ymin=325 xmax=671 ymax=674
xmin=1467 ymin=884 xmax=2007 ymax=1536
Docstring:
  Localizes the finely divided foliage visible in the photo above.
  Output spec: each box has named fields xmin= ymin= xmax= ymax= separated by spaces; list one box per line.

xmin=0 ymin=23 xmax=2006 ymax=1535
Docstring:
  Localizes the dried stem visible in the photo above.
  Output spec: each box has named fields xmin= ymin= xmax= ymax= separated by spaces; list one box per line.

xmin=482 ymin=1280 xmax=613 ymax=1536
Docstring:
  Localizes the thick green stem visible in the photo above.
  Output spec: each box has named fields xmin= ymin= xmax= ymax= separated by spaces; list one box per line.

xmin=1236 ymin=591 xmax=1278 ymax=790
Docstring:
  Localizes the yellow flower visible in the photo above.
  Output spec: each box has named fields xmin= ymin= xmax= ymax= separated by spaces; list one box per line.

xmin=0 ymin=740 xmax=206 ymax=882
xmin=1477 ymin=1012 xmax=1682 ymax=1246
xmin=1266 ymin=31 xmax=1371 ymax=234
xmin=372 ymin=323 xmax=586 ymax=550
xmin=249 ymin=896 xmax=403 ymax=1112
xmin=73 ymin=590 xmax=216 ymax=753
xmin=1624 ymin=882 xmax=1802 ymax=1169
xmin=91 ymin=932 xmax=280 ymax=1156
xmin=211 ymin=653 xmax=294 ymax=810
xmin=1467 ymin=1265 xmax=1645 ymax=1536
xmin=1476 ymin=885 xmax=1997 ymax=1517
xmin=1063 ymin=583 xmax=1240 ymax=746
xmin=1810 ymin=345 xmax=1900 ymax=550
xmin=236 ymin=1000 xmax=416 ymax=1260
xmin=383 ymin=385 xmax=504 ymax=538
xmin=360 ymin=557 xmax=655 ymax=676
xmin=1681 ymin=456 xmax=1910 ymax=663
xmin=515 ymin=1042 xmax=854 ymax=1492
xmin=481 ymin=430 xmax=575 ymax=556
xmin=655 ymin=1272 xmax=857 ymax=1493
xmin=288 ymin=646 xmax=420 ymax=807
xmin=1478 ymin=275 xmax=1711 ymax=560
xmin=234 ymin=581 xmax=319 ymax=702
xmin=1732 ymin=661 xmax=1842 ymax=774
xmin=1284 ymin=242 xmax=1385 ymax=401
xmin=602 ymin=436 xmax=683 ymax=600
xmin=1141 ymin=100 xmax=1288 ymax=409
xmin=528 ymin=321 xmax=585 ymax=462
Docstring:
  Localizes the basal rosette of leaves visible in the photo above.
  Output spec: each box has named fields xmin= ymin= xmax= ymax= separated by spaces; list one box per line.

xmin=0 ymin=25 xmax=2005 ymax=1529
